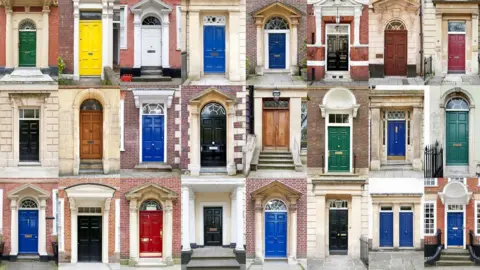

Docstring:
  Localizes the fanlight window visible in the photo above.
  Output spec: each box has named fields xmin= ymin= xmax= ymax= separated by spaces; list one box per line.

xmin=140 ymin=200 xmax=162 ymax=211
xmin=20 ymin=199 xmax=38 ymax=209
xmin=385 ymin=20 xmax=406 ymax=31
xmin=265 ymin=17 xmax=289 ymax=30
xmin=19 ymin=19 xmax=36 ymax=31
xmin=143 ymin=103 xmax=165 ymax=115
xmin=142 ymin=16 xmax=161 ymax=25
xmin=80 ymin=99 xmax=103 ymax=111
xmin=329 ymin=200 xmax=348 ymax=209
xmin=265 ymin=199 xmax=287 ymax=211
xmin=201 ymin=103 xmax=226 ymax=116
xmin=446 ymin=98 xmax=469 ymax=110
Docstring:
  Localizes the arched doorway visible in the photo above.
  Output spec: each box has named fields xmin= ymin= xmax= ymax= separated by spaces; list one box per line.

xmin=18 ymin=19 xmax=37 ymax=67
xmin=80 ymin=99 xmax=103 ymax=159
xmin=139 ymin=199 xmax=163 ymax=257
xmin=141 ymin=16 xmax=162 ymax=67
xmin=265 ymin=16 xmax=289 ymax=69
xmin=141 ymin=103 xmax=165 ymax=162
xmin=18 ymin=198 xmax=39 ymax=254
xmin=200 ymin=102 xmax=226 ymax=167
xmin=264 ymin=199 xmax=287 ymax=257
xmin=445 ymin=97 xmax=469 ymax=165
xmin=384 ymin=19 xmax=407 ymax=76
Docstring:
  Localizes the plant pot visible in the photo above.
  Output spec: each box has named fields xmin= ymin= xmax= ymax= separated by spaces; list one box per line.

xmin=52 ymin=242 xmax=58 ymax=264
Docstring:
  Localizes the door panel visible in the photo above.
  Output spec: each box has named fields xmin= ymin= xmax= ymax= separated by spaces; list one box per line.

xmin=204 ymin=207 xmax=222 ymax=246
xmin=329 ymin=209 xmax=348 ymax=252
xmin=447 ymin=212 xmax=463 ymax=246
xmin=78 ymin=216 xmax=102 ymax=262
xmin=446 ymin=111 xmax=468 ymax=165
xmin=448 ymin=34 xmax=466 ymax=73
xmin=19 ymin=210 xmax=38 ymax=253
xmin=201 ymin=116 xmax=226 ymax=166
xmin=265 ymin=212 xmax=287 ymax=257
xmin=399 ymin=212 xmax=413 ymax=247
xmin=379 ymin=212 xmax=393 ymax=247
xmin=327 ymin=35 xmax=348 ymax=71
xmin=387 ymin=121 xmax=406 ymax=157
xmin=262 ymin=109 xmax=290 ymax=149
xmin=268 ymin=33 xmax=286 ymax=69
xmin=19 ymin=120 xmax=39 ymax=161
xmin=19 ymin=31 xmax=36 ymax=67
xmin=141 ymin=28 xmax=162 ymax=66
xmin=80 ymin=21 xmax=102 ymax=76
xmin=204 ymin=26 xmax=225 ymax=73
xmin=328 ymin=127 xmax=350 ymax=172
xmin=80 ymin=111 xmax=103 ymax=159
xmin=384 ymin=31 xmax=407 ymax=76
xmin=140 ymin=211 xmax=163 ymax=256
xmin=142 ymin=115 xmax=165 ymax=162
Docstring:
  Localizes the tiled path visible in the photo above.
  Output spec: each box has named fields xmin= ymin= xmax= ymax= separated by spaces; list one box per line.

xmin=307 ymin=256 xmax=367 ymax=270
xmin=369 ymin=251 xmax=423 ymax=270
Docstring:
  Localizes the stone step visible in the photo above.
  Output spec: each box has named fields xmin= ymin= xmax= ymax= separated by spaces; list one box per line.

xmin=186 ymin=259 xmax=240 ymax=269
xmin=258 ymin=159 xmax=294 ymax=164
xmin=260 ymin=151 xmax=291 ymax=155
xmin=440 ymin=254 xmax=471 ymax=261
xmin=259 ymin=154 xmax=293 ymax=160
xmin=141 ymin=69 xmax=163 ymax=76
xmin=80 ymin=159 xmax=103 ymax=164
xmin=135 ymin=258 xmax=169 ymax=267
xmin=17 ymin=255 xmax=40 ymax=262
xmin=380 ymin=165 xmax=413 ymax=171
xmin=134 ymin=163 xmax=172 ymax=172
xmin=78 ymin=169 xmax=104 ymax=175
xmin=442 ymin=248 xmax=470 ymax=255
xmin=436 ymin=260 xmax=475 ymax=266
xmin=80 ymin=163 xmax=103 ymax=169
xmin=132 ymin=75 xmax=172 ymax=82
xmin=257 ymin=164 xmax=295 ymax=170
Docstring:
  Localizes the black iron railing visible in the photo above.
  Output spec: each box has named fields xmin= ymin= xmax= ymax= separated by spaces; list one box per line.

xmin=424 ymin=56 xmax=433 ymax=80
xmin=468 ymin=230 xmax=480 ymax=265
xmin=425 ymin=229 xmax=443 ymax=265
xmin=424 ymin=141 xmax=443 ymax=178
xmin=360 ymin=235 xmax=369 ymax=267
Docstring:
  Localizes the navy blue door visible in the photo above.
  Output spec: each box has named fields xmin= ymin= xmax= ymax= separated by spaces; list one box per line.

xmin=142 ymin=115 xmax=164 ymax=162
xmin=387 ymin=121 xmax=406 ymax=156
xmin=447 ymin=212 xmax=463 ymax=246
xmin=380 ymin=212 xmax=393 ymax=247
xmin=19 ymin=210 xmax=38 ymax=253
xmin=265 ymin=212 xmax=287 ymax=257
xmin=204 ymin=26 xmax=225 ymax=73
xmin=268 ymin=33 xmax=286 ymax=69
xmin=399 ymin=212 xmax=413 ymax=247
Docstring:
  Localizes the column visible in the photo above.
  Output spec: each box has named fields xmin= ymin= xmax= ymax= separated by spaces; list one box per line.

xmin=38 ymin=199 xmax=47 ymax=256
xmin=108 ymin=2 xmax=114 ymax=68
xmin=472 ymin=14 xmax=479 ymax=74
xmin=372 ymin=202 xmax=379 ymax=249
xmin=414 ymin=202 xmax=421 ymax=249
xmin=314 ymin=8 xmax=322 ymax=46
xmin=73 ymin=0 xmax=80 ymax=80
xmin=42 ymin=8 xmax=50 ymax=68
xmin=255 ymin=21 xmax=263 ymax=74
xmin=102 ymin=5 xmax=109 ymax=79
xmin=435 ymin=13 xmax=443 ymax=75
xmin=182 ymin=187 xmax=191 ymax=251
xmin=235 ymin=186 xmax=244 ymax=251
xmin=315 ymin=194 xmax=325 ymax=259
xmin=164 ymin=201 xmax=174 ymax=264
xmin=227 ymin=104 xmax=236 ymax=175
xmin=189 ymin=193 xmax=196 ymax=246
xmin=412 ymin=107 xmax=422 ymax=170
xmin=133 ymin=12 xmax=141 ymax=68
xmin=5 ymin=9 xmax=12 ymax=68
xmin=162 ymin=20 xmax=170 ymax=68
xmin=393 ymin=204 xmax=399 ymax=248
xmin=288 ymin=202 xmax=298 ymax=264
xmin=291 ymin=20 xmax=298 ymax=74
xmin=228 ymin=10 xmax=241 ymax=81
xmin=254 ymin=198 xmax=263 ymax=262
xmin=188 ymin=11 xmax=201 ymax=79
xmin=353 ymin=9 xmax=361 ymax=46
xmin=102 ymin=198 xmax=111 ymax=263
xmin=351 ymin=195 xmax=362 ymax=258
xmin=189 ymin=108 xmax=200 ymax=176
xmin=230 ymin=189 xmax=237 ymax=246
xmin=69 ymin=198 xmax=78 ymax=263
xmin=129 ymin=199 xmax=139 ymax=262
xmin=10 ymin=199 xmax=18 ymax=256
xmin=370 ymin=108 xmax=381 ymax=170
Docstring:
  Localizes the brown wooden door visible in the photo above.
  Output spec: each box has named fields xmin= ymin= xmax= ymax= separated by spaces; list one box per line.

xmin=262 ymin=105 xmax=289 ymax=150
xmin=385 ymin=31 xmax=407 ymax=76
xmin=80 ymin=111 xmax=103 ymax=159
xmin=448 ymin=34 xmax=466 ymax=73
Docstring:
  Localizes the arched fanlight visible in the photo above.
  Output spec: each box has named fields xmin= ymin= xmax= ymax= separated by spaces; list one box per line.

xmin=20 ymin=199 xmax=38 ymax=209
xmin=142 ymin=16 xmax=161 ymax=25
xmin=385 ymin=20 xmax=406 ymax=31
xmin=80 ymin=99 xmax=103 ymax=111
xmin=446 ymin=98 xmax=469 ymax=110
xmin=140 ymin=199 xmax=162 ymax=211
xmin=201 ymin=103 xmax=226 ymax=116
xmin=19 ymin=19 xmax=36 ymax=31
xmin=265 ymin=16 xmax=289 ymax=30
xmin=265 ymin=199 xmax=287 ymax=211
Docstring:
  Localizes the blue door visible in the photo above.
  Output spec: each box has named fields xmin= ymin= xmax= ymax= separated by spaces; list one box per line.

xmin=265 ymin=212 xmax=287 ymax=257
xmin=447 ymin=212 xmax=463 ymax=246
xmin=399 ymin=212 xmax=413 ymax=247
xmin=19 ymin=210 xmax=38 ymax=253
xmin=380 ymin=212 xmax=393 ymax=247
xmin=204 ymin=26 xmax=225 ymax=73
xmin=387 ymin=121 xmax=406 ymax=156
xmin=268 ymin=33 xmax=286 ymax=69
xmin=142 ymin=115 xmax=164 ymax=162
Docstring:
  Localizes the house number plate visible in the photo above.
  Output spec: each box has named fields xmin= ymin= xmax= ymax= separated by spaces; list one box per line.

xmin=209 ymin=228 xmax=218 ymax=232
xmin=88 ymin=140 xmax=95 ymax=144
xmin=453 ymin=143 xmax=462 ymax=147
xmin=147 ymin=50 xmax=156 ymax=53
xmin=335 ymin=151 xmax=343 ymax=155
xmin=209 ymin=146 xmax=219 ymax=150
xmin=25 ymin=234 xmax=32 ymax=238
xmin=274 ymin=54 xmax=281 ymax=58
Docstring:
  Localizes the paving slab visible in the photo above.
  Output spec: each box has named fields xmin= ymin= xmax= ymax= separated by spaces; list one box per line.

xmin=369 ymin=76 xmax=424 ymax=86
xmin=426 ymin=75 xmax=480 ymax=85
xmin=59 ymin=263 xmax=119 ymax=270
xmin=369 ymin=251 xmax=423 ymax=270
xmin=249 ymin=261 xmax=303 ymax=270
xmin=247 ymin=74 xmax=306 ymax=86
xmin=187 ymin=75 xmax=245 ymax=86
xmin=369 ymin=169 xmax=423 ymax=178
xmin=307 ymin=256 xmax=367 ymax=270
xmin=6 ymin=261 xmax=56 ymax=270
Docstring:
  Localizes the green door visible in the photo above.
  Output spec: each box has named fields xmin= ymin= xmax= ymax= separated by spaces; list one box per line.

xmin=19 ymin=31 xmax=36 ymax=67
xmin=446 ymin=111 xmax=468 ymax=165
xmin=328 ymin=127 xmax=350 ymax=172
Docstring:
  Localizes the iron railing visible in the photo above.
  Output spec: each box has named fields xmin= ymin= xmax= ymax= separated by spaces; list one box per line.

xmin=424 ymin=141 xmax=443 ymax=178
xmin=425 ymin=229 xmax=443 ymax=265
xmin=468 ymin=230 xmax=480 ymax=265
xmin=424 ymin=56 xmax=433 ymax=80
xmin=360 ymin=235 xmax=369 ymax=267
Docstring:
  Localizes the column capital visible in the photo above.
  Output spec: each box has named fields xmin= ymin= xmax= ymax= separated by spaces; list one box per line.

xmin=289 ymin=203 xmax=298 ymax=212
xmin=69 ymin=197 xmax=77 ymax=211
xmin=104 ymin=198 xmax=112 ymax=212
xmin=254 ymin=204 xmax=263 ymax=213
xmin=165 ymin=205 xmax=173 ymax=213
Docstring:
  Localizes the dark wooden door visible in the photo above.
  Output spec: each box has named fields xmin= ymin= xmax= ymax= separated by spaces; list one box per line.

xmin=140 ymin=211 xmax=163 ymax=256
xmin=327 ymin=35 xmax=348 ymax=71
xmin=448 ymin=34 xmax=466 ymax=73
xmin=263 ymin=100 xmax=289 ymax=150
xmin=204 ymin=207 xmax=222 ymax=246
xmin=201 ymin=115 xmax=226 ymax=167
xmin=329 ymin=209 xmax=348 ymax=254
xmin=19 ymin=120 xmax=39 ymax=161
xmin=78 ymin=216 xmax=102 ymax=262
xmin=80 ymin=110 xmax=103 ymax=159
xmin=385 ymin=31 xmax=407 ymax=76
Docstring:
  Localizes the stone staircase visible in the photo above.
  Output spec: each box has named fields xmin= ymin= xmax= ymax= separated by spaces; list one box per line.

xmin=254 ymin=151 xmax=296 ymax=170
xmin=134 ymin=162 xmax=172 ymax=172
xmin=436 ymin=248 xmax=475 ymax=266
xmin=380 ymin=160 xmax=413 ymax=171
xmin=79 ymin=159 xmax=103 ymax=175
xmin=186 ymin=247 xmax=241 ymax=270
xmin=16 ymin=254 xmax=40 ymax=262
xmin=132 ymin=67 xmax=172 ymax=82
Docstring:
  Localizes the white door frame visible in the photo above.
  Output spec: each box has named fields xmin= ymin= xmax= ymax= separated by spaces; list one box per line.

xmin=199 ymin=202 xmax=227 ymax=246
xmin=264 ymin=30 xmax=290 ymax=70
xmin=138 ymin=102 xmax=168 ymax=163
xmin=324 ymin=112 xmax=353 ymax=173
xmin=379 ymin=205 xmax=393 ymax=248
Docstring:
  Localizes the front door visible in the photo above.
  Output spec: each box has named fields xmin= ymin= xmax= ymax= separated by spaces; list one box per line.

xmin=384 ymin=31 xmax=407 ymax=76
xmin=19 ymin=210 xmax=38 ymax=253
xmin=265 ymin=212 xmax=287 ymax=257
xmin=204 ymin=207 xmax=222 ymax=246
xmin=268 ymin=33 xmax=286 ymax=69
xmin=204 ymin=26 xmax=225 ymax=73
xmin=141 ymin=27 xmax=162 ymax=67
xmin=447 ymin=212 xmax=463 ymax=246
xmin=446 ymin=111 xmax=468 ymax=165
xmin=19 ymin=31 xmax=36 ymax=67
xmin=329 ymin=209 xmax=348 ymax=254
xmin=379 ymin=212 xmax=393 ymax=247
xmin=387 ymin=121 xmax=406 ymax=158
xmin=200 ymin=104 xmax=226 ymax=167
xmin=263 ymin=100 xmax=289 ymax=150
xmin=78 ymin=216 xmax=102 ymax=262
xmin=80 ymin=110 xmax=103 ymax=159
xmin=142 ymin=115 xmax=164 ymax=162
xmin=328 ymin=127 xmax=350 ymax=172
xmin=19 ymin=120 xmax=39 ymax=162
xmin=140 ymin=211 xmax=163 ymax=257
xmin=80 ymin=19 xmax=102 ymax=76
xmin=327 ymin=35 xmax=348 ymax=71
xmin=448 ymin=34 xmax=465 ymax=73
xmin=399 ymin=212 xmax=413 ymax=247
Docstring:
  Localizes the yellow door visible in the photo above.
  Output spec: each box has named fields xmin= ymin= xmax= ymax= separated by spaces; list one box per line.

xmin=80 ymin=21 xmax=102 ymax=76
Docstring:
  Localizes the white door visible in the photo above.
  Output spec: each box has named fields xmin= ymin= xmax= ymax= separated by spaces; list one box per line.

xmin=141 ymin=27 xmax=162 ymax=66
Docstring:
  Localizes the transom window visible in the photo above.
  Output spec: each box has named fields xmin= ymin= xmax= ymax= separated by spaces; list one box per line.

xmin=385 ymin=20 xmax=406 ymax=31
xmin=263 ymin=100 xmax=289 ymax=109
xmin=424 ymin=178 xmax=437 ymax=186
xmin=329 ymin=200 xmax=348 ymax=209
xmin=201 ymin=103 xmax=226 ymax=116
xmin=424 ymin=202 xmax=435 ymax=235
xmin=142 ymin=16 xmax=161 ymax=25
xmin=203 ymin=16 xmax=226 ymax=25
xmin=326 ymin=24 xmax=349 ymax=35
xmin=387 ymin=111 xmax=405 ymax=120
xmin=265 ymin=17 xmax=289 ymax=30
xmin=19 ymin=19 xmax=36 ymax=31
xmin=446 ymin=98 xmax=469 ymax=111
xmin=142 ymin=103 xmax=165 ymax=115
xmin=448 ymin=21 xmax=466 ymax=33
xmin=265 ymin=199 xmax=287 ymax=211
xmin=400 ymin=206 xmax=412 ymax=211
xmin=448 ymin=204 xmax=464 ymax=211
xmin=19 ymin=109 xmax=40 ymax=119
xmin=20 ymin=199 xmax=38 ymax=209
xmin=140 ymin=200 xmax=162 ymax=211
xmin=80 ymin=99 xmax=103 ymax=111
xmin=328 ymin=114 xmax=349 ymax=124
xmin=78 ymin=207 xmax=102 ymax=213
xmin=380 ymin=206 xmax=393 ymax=211
xmin=80 ymin=11 xmax=102 ymax=21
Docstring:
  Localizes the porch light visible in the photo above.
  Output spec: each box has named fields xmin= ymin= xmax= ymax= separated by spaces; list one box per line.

xmin=273 ymin=88 xmax=281 ymax=101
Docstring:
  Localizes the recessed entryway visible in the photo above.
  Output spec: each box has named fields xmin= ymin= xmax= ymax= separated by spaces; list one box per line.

xmin=384 ymin=20 xmax=407 ymax=76
xmin=203 ymin=16 xmax=226 ymax=74
xmin=204 ymin=207 xmax=223 ymax=246
xmin=80 ymin=99 xmax=103 ymax=160
xmin=139 ymin=200 xmax=163 ymax=257
xmin=265 ymin=199 xmax=287 ymax=258
xmin=262 ymin=99 xmax=289 ymax=150
xmin=447 ymin=21 xmax=466 ymax=74
xmin=326 ymin=25 xmax=349 ymax=72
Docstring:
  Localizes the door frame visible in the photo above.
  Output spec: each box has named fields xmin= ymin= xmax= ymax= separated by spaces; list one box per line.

xmin=199 ymin=202 xmax=227 ymax=246
xmin=18 ymin=206 xmax=39 ymax=254
xmin=447 ymin=21 xmax=466 ymax=74
xmin=79 ymin=101 xmax=104 ymax=160
xmin=325 ymin=112 xmax=353 ymax=173
xmin=139 ymin=208 xmax=164 ymax=258
xmin=379 ymin=206 xmax=393 ymax=248
xmin=138 ymin=102 xmax=168 ymax=163
xmin=263 ymin=199 xmax=288 ymax=258
xmin=444 ymin=203 xmax=466 ymax=249
xmin=325 ymin=23 xmax=350 ymax=72
xmin=445 ymin=98 xmax=469 ymax=166
xmin=399 ymin=206 xmax=414 ymax=247
xmin=18 ymin=108 xmax=41 ymax=163
xmin=264 ymin=30 xmax=290 ymax=70
xmin=79 ymin=18 xmax=103 ymax=76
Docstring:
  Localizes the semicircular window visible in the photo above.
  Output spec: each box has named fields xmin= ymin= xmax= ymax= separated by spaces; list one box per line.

xmin=142 ymin=16 xmax=161 ymax=26
xmin=80 ymin=99 xmax=103 ymax=111
xmin=143 ymin=103 xmax=165 ymax=115
xmin=265 ymin=16 xmax=289 ymax=30
xmin=446 ymin=98 xmax=469 ymax=110
xmin=201 ymin=103 xmax=226 ymax=116
xmin=140 ymin=200 xmax=162 ymax=211
xmin=19 ymin=19 xmax=36 ymax=31
xmin=20 ymin=199 xmax=38 ymax=209
xmin=265 ymin=199 xmax=287 ymax=211
xmin=385 ymin=20 xmax=406 ymax=31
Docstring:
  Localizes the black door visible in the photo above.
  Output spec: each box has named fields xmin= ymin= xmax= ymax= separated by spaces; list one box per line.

xmin=19 ymin=120 xmax=39 ymax=161
xmin=78 ymin=216 xmax=102 ymax=262
xmin=327 ymin=35 xmax=349 ymax=71
xmin=204 ymin=207 xmax=222 ymax=246
xmin=201 ymin=111 xmax=226 ymax=167
xmin=329 ymin=209 xmax=348 ymax=254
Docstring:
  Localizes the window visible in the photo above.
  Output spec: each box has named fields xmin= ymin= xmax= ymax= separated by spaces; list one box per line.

xmin=328 ymin=114 xmax=349 ymax=124
xmin=329 ymin=200 xmax=348 ymax=209
xmin=448 ymin=21 xmax=466 ymax=33
xmin=19 ymin=109 xmax=40 ymax=119
xmin=78 ymin=207 xmax=102 ymax=214
xmin=80 ymin=99 xmax=102 ymax=111
xmin=446 ymin=98 xmax=469 ymax=111
xmin=301 ymin=101 xmax=307 ymax=150
xmin=424 ymin=202 xmax=435 ymax=235
xmin=380 ymin=206 xmax=393 ymax=211
xmin=265 ymin=199 xmax=287 ymax=211
xmin=19 ymin=19 xmax=36 ymax=31
xmin=176 ymin=6 xmax=181 ymax=50
xmin=385 ymin=20 xmax=406 ymax=31
xmin=142 ymin=103 xmax=165 ymax=115
xmin=400 ymin=206 xmax=412 ymax=211
xmin=476 ymin=201 xmax=480 ymax=235
xmin=142 ymin=16 xmax=161 ymax=25
xmin=265 ymin=17 xmax=289 ymax=30
xmin=424 ymin=178 xmax=437 ymax=187
xmin=140 ymin=200 xmax=162 ymax=211
xmin=20 ymin=199 xmax=38 ymax=209
xmin=447 ymin=204 xmax=464 ymax=211
xmin=201 ymin=103 xmax=226 ymax=115
xmin=263 ymin=100 xmax=289 ymax=109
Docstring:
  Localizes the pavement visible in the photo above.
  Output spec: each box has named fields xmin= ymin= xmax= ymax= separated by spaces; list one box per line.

xmin=369 ymin=76 xmax=424 ymax=86
xmin=426 ymin=74 xmax=480 ymax=85
xmin=307 ymin=256 xmax=367 ymax=270
xmin=122 ymin=266 xmax=180 ymax=270
xmin=369 ymin=170 xmax=424 ymax=178
xmin=425 ymin=267 xmax=480 ymax=269
xmin=187 ymin=75 xmax=245 ymax=86
xmin=248 ymin=261 xmax=304 ymax=270
xmin=58 ymin=263 xmax=119 ymax=270
xmin=120 ymin=169 xmax=180 ymax=178
xmin=5 ymin=261 xmax=56 ymax=270
xmin=309 ymin=80 xmax=369 ymax=87
xmin=247 ymin=73 xmax=306 ymax=86
xmin=369 ymin=251 xmax=423 ymax=270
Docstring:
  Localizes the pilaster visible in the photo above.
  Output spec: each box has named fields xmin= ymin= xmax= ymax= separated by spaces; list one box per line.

xmin=129 ymin=199 xmax=139 ymax=262
xmin=235 ymin=186 xmax=244 ymax=251
xmin=102 ymin=198 xmax=111 ymax=263
xmin=182 ymin=187 xmax=191 ymax=251
xmin=371 ymin=107 xmax=381 ymax=170
xmin=133 ymin=11 xmax=142 ymax=68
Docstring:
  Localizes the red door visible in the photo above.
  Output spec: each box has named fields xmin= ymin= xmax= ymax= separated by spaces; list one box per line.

xmin=448 ymin=34 xmax=466 ymax=73
xmin=140 ymin=211 xmax=163 ymax=257
xmin=384 ymin=31 xmax=407 ymax=76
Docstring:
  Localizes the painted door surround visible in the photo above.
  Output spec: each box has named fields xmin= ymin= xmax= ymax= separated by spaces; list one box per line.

xmin=19 ymin=209 xmax=39 ymax=253
xmin=446 ymin=111 xmax=468 ymax=165
xmin=328 ymin=201 xmax=348 ymax=254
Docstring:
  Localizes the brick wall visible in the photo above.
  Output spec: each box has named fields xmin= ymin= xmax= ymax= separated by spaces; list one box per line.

xmin=49 ymin=7 xmax=59 ymax=67
xmin=58 ymin=0 xmax=73 ymax=73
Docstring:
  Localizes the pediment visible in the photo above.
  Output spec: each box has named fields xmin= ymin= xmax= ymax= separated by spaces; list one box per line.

xmin=189 ymin=88 xmax=235 ymax=104
xmin=371 ymin=0 xmax=419 ymax=12
xmin=252 ymin=2 xmax=302 ymax=18
xmin=251 ymin=181 xmax=301 ymax=201
xmin=7 ymin=184 xmax=50 ymax=199
xmin=64 ymin=183 xmax=116 ymax=198
xmin=131 ymin=0 xmax=172 ymax=12
xmin=125 ymin=183 xmax=178 ymax=201
xmin=313 ymin=0 xmax=366 ymax=7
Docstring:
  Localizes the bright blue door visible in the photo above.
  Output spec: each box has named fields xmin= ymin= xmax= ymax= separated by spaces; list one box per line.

xmin=265 ymin=212 xmax=287 ymax=257
xmin=268 ymin=33 xmax=286 ymax=69
xmin=399 ymin=212 xmax=413 ymax=247
xmin=387 ymin=121 xmax=406 ymax=156
xmin=142 ymin=115 xmax=164 ymax=162
xmin=204 ymin=26 xmax=225 ymax=73
xmin=380 ymin=212 xmax=393 ymax=247
xmin=19 ymin=210 xmax=38 ymax=253
xmin=447 ymin=212 xmax=463 ymax=246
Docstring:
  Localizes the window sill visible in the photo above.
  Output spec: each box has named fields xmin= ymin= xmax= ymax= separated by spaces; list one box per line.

xmin=18 ymin=162 xmax=41 ymax=166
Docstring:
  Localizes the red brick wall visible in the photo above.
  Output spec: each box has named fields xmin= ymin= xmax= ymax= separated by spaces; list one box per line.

xmin=0 ymin=8 xmax=5 ymax=67
xmin=49 ymin=7 xmax=59 ymax=67
xmin=245 ymin=179 xmax=307 ymax=259
xmin=120 ymin=178 xmax=181 ymax=259
xmin=58 ymin=0 xmax=74 ymax=73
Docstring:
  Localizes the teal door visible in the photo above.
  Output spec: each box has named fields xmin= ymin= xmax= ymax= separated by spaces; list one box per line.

xmin=19 ymin=31 xmax=36 ymax=67
xmin=328 ymin=127 xmax=350 ymax=172
xmin=446 ymin=111 xmax=468 ymax=165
